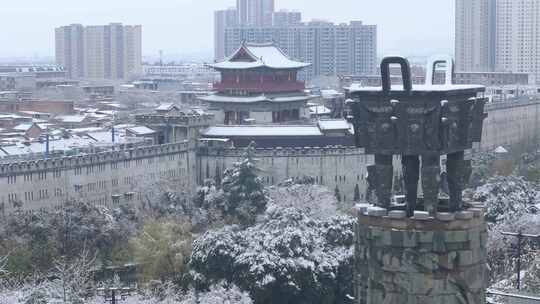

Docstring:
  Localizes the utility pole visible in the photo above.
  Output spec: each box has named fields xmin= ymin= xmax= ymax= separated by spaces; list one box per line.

xmin=500 ymin=230 xmax=540 ymax=290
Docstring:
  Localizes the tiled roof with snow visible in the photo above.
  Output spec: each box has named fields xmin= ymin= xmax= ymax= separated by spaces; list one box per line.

xmin=203 ymin=125 xmax=323 ymax=137
xmin=127 ymin=126 xmax=156 ymax=136
xmin=317 ymin=119 xmax=351 ymax=131
xmin=56 ymin=115 xmax=88 ymax=123
xmin=208 ymin=42 xmax=311 ymax=70
xmin=156 ymin=103 xmax=177 ymax=111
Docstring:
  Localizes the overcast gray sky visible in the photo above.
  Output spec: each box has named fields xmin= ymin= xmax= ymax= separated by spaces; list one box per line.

xmin=0 ymin=0 xmax=454 ymax=59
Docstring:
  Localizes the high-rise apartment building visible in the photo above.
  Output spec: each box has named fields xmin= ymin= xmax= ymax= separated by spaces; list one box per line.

xmin=272 ymin=10 xmax=302 ymax=27
xmin=55 ymin=23 xmax=142 ymax=80
xmin=455 ymin=0 xmax=495 ymax=72
xmin=496 ymin=0 xmax=540 ymax=84
xmin=455 ymin=0 xmax=540 ymax=83
xmin=237 ymin=0 xmax=274 ymax=26
xmin=55 ymin=24 xmax=85 ymax=78
xmin=223 ymin=21 xmax=377 ymax=79
xmin=215 ymin=8 xmax=238 ymax=61
xmin=215 ymin=0 xmax=275 ymax=61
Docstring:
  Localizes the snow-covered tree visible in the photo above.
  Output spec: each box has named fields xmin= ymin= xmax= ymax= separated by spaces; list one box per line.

xmin=190 ymin=206 xmax=354 ymax=304
xmin=465 ymin=175 xmax=540 ymax=290
xmin=192 ymin=143 xmax=267 ymax=228
xmin=334 ymin=186 xmax=341 ymax=202
xmin=467 ymin=175 xmax=539 ymax=223
xmin=219 ymin=142 xmax=267 ymax=226
xmin=179 ymin=282 xmax=253 ymax=304
xmin=266 ymin=183 xmax=339 ymax=220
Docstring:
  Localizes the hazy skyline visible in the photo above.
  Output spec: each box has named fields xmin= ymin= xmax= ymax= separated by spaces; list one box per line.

xmin=0 ymin=0 xmax=454 ymax=60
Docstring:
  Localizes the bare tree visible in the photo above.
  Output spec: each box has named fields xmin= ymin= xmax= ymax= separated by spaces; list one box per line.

xmin=52 ymin=245 xmax=96 ymax=303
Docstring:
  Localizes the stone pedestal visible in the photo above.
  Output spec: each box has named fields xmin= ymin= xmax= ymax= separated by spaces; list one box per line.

xmin=355 ymin=207 xmax=488 ymax=304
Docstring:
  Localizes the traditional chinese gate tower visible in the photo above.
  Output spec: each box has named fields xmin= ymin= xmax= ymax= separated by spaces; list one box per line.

xmin=201 ymin=42 xmax=313 ymax=125
xmin=348 ymin=56 xmax=489 ymax=304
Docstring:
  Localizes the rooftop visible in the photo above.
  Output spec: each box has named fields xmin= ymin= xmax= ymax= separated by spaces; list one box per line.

xmin=208 ymin=42 xmax=311 ymax=70
xmin=203 ymin=125 xmax=323 ymax=137
xmin=317 ymin=119 xmax=351 ymax=131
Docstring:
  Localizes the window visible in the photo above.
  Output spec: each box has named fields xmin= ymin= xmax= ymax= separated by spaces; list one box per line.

xmin=8 ymin=193 xmax=17 ymax=203
xmin=74 ymin=167 xmax=82 ymax=175
xmin=8 ymin=175 xmax=16 ymax=184
xmin=24 ymin=173 xmax=33 ymax=182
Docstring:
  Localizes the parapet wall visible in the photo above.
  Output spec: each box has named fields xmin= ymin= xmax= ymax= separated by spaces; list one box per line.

xmin=355 ymin=207 xmax=488 ymax=304
xmin=0 ymin=142 xmax=189 ymax=176
xmin=199 ymin=145 xmax=364 ymax=157
xmin=135 ymin=114 xmax=214 ymax=126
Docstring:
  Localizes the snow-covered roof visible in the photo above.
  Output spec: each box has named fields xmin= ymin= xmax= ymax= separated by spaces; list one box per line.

xmin=309 ymin=105 xmax=332 ymax=115
xmin=56 ymin=115 xmax=88 ymax=123
xmin=19 ymin=110 xmax=51 ymax=116
xmin=317 ymin=119 xmax=350 ymax=131
xmin=156 ymin=103 xmax=179 ymax=111
xmin=126 ymin=126 xmax=156 ymax=136
xmin=69 ymin=127 xmax=105 ymax=134
xmin=494 ymin=146 xmax=509 ymax=154
xmin=208 ymin=42 xmax=311 ymax=70
xmin=321 ymin=89 xmax=344 ymax=99
xmin=0 ymin=113 xmax=23 ymax=119
xmin=203 ymin=125 xmax=323 ymax=137
xmin=199 ymin=94 xmax=311 ymax=104
xmin=13 ymin=123 xmax=48 ymax=131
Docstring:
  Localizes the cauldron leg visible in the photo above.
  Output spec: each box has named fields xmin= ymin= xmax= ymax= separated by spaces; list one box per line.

xmin=402 ymin=155 xmax=420 ymax=217
xmin=447 ymin=151 xmax=468 ymax=212
xmin=374 ymin=155 xmax=393 ymax=209
xmin=422 ymin=155 xmax=440 ymax=216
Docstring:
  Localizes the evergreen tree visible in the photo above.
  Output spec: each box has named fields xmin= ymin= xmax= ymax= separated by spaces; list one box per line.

xmin=353 ymin=184 xmax=360 ymax=202
xmin=220 ymin=142 xmax=267 ymax=226
xmin=334 ymin=186 xmax=341 ymax=202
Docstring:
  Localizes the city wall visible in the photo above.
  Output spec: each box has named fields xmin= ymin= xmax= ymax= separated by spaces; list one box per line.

xmin=0 ymin=142 xmax=196 ymax=215
xmin=480 ymin=99 xmax=540 ymax=150
xmin=197 ymin=146 xmax=372 ymax=203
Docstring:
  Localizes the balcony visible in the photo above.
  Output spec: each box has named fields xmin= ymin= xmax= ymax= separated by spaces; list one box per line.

xmin=213 ymin=81 xmax=305 ymax=93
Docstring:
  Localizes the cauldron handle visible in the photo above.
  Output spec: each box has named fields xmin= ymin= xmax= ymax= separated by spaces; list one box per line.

xmin=381 ymin=56 xmax=412 ymax=95
xmin=426 ymin=55 xmax=454 ymax=85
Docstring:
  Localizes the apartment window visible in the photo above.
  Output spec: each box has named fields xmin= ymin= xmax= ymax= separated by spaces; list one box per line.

xmin=8 ymin=193 xmax=18 ymax=203
xmin=7 ymin=175 xmax=16 ymax=184
xmin=24 ymin=173 xmax=33 ymax=182
xmin=53 ymin=170 xmax=61 ymax=179
xmin=38 ymin=172 xmax=47 ymax=180
xmin=74 ymin=167 xmax=82 ymax=175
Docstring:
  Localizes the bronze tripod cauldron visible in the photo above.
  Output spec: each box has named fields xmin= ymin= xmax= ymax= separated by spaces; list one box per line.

xmin=347 ymin=56 xmax=487 ymax=216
